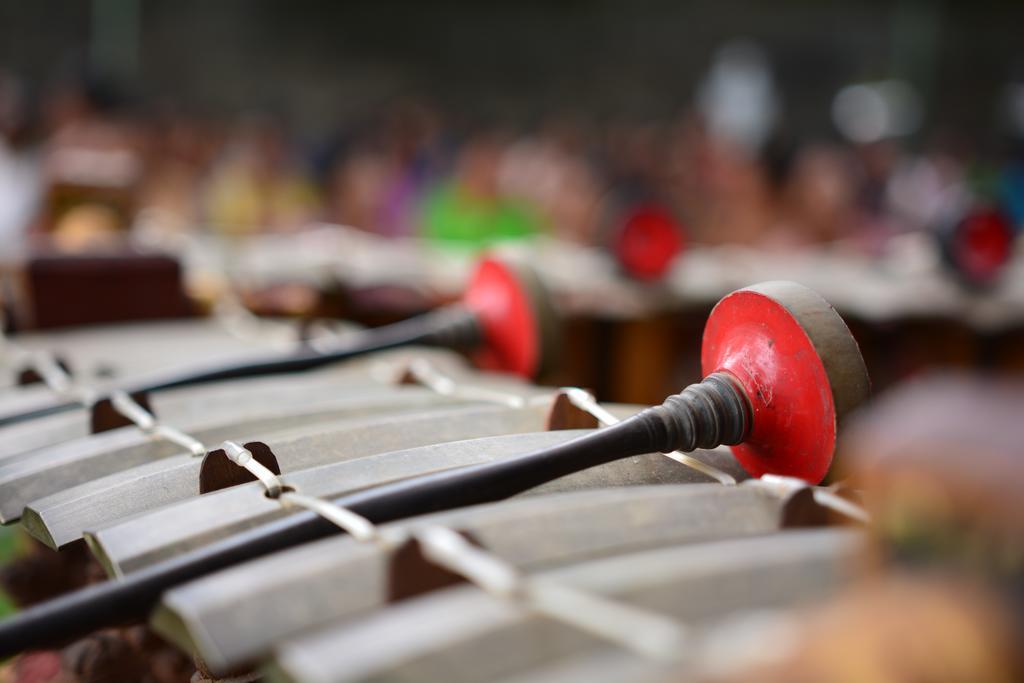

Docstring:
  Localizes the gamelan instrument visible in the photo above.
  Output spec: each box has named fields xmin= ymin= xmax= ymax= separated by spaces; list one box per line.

xmin=0 ymin=274 xmax=871 ymax=672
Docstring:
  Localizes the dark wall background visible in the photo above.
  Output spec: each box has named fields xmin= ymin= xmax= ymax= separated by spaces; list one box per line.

xmin=1 ymin=0 xmax=1022 ymax=145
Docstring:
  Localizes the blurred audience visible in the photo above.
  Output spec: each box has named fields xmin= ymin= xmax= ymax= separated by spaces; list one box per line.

xmin=0 ymin=55 xmax=1021 ymax=265
xmin=202 ymin=115 xmax=320 ymax=235
xmin=0 ymin=70 xmax=43 ymax=251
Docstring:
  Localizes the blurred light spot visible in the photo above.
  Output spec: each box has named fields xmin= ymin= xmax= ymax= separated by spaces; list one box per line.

xmin=832 ymin=80 xmax=922 ymax=144
xmin=1004 ymin=83 xmax=1024 ymax=138
xmin=698 ymin=40 xmax=778 ymax=152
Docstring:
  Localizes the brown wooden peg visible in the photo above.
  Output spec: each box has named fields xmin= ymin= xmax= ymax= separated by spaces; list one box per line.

xmin=89 ymin=391 xmax=153 ymax=434
xmin=198 ymin=442 xmax=283 ymax=495
xmin=545 ymin=389 xmax=601 ymax=431
xmin=17 ymin=355 xmax=72 ymax=387
xmin=386 ymin=530 xmax=483 ymax=602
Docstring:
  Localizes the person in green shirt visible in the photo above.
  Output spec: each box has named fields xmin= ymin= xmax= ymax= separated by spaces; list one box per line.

xmin=421 ymin=134 xmax=540 ymax=248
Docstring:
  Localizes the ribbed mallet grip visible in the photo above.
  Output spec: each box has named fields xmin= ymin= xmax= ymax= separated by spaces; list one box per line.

xmin=635 ymin=372 xmax=751 ymax=454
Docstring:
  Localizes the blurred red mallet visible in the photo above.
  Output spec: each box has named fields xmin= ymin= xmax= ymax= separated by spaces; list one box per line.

xmin=613 ymin=204 xmax=686 ymax=281
xmin=940 ymin=206 xmax=1015 ymax=288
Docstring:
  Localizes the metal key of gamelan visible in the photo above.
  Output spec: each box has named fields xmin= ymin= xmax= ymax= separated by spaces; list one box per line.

xmin=0 ymin=320 xmax=326 ymax=428
xmin=19 ymin=352 xmax=593 ymax=548
xmin=23 ymin=396 xmax=572 ymax=550
xmin=0 ymin=347 xmax=480 ymax=463
xmin=1 ymin=352 xmax=546 ymax=526
xmin=151 ymin=483 xmax=831 ymax=675
xmin=484 ymin=649 xmax=673 ymax=683
xmin=0 ymin=256 xmax=559 ymax=427
xmin=0 ymin=317 xmax=294 ymax=392
xmin=1 ymin=380 xmax=485 ymax=526
xmin=267 ymin=528 xmax=861 ymax=683
xmin=85 ymin=429 xmax=743 ymax=577
xmin=0 ymin=280 xmax=869 ymax=656
xmin=0 ymin=318 xmax=303 ymax=423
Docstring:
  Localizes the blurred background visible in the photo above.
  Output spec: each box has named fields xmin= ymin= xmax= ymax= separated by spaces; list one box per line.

xmin=1 ymin=0 xmax=1023 ymax=393
xmin=0 ymin=3 xmax=1023 ymax=681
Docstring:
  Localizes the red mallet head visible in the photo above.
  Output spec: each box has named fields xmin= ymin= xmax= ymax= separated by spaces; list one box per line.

xmin=614 ymin=204 xmax=686 ymax=281
xmin=462 ymin=257 xmax=559 ymax=379
xmin=701 ymin=281 xmax=870 ymax=483
xmin=942 ymin=206 xmax=1015 ymax=288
